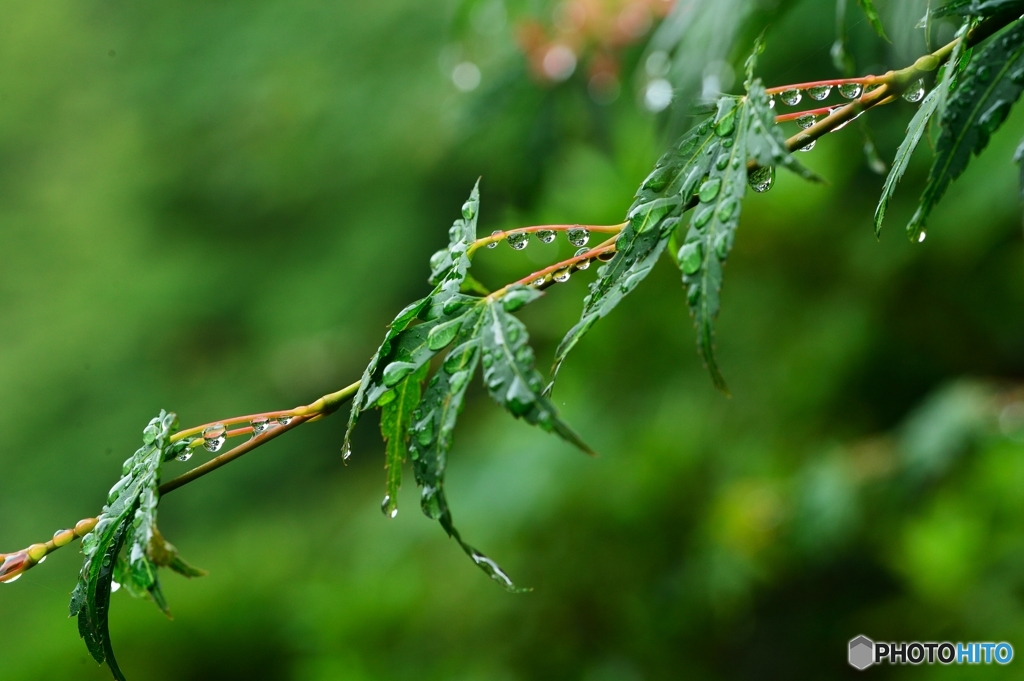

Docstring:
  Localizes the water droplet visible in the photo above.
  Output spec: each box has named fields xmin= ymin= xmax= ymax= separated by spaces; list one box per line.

xmin=202 ymin=424 xmax=226 ymax=453
xmin=471 ymin=550 xmax=516 ymax=589
xmin=462 ymin=200 xmax=476 ymax=220
xmin=277 ymin=416 xmax=293 ymax=426
xmin=694 ymin=206 xmax=714 ymax=228
xmin=918 ymin=231 xmax=927 ymax=243
xmin=536 ymin=229 xmax=556 ymax=244
xmin=531 ymin=277 xmax=545 ymax=287
xmin=177 ymin=448 xmax=193 ymax=462
xmin=1011 ymin=67 xmax=1024 ymax=85
xmin=506 ymin=231 xmax=530 ymax=250
xmin=779 ymin=88 xmax=802 ymax=106
xmin=768 ymin=95 xmax=775 ymax=109
xmin=341 ymin=442 xmax=352 ymax=461
xmin=698 ymin=177 xmax=722 ymax=203
xmin=251 ymin=416 xmax=271 ymax=435
xmin=552 ymin=268 xmax=571 ymax=283
xmin=838 ymin=82 xmax=862 ymax=99
xmin=976 ymin=65 xmax=991 ymax=82
xmin=807 ymin=85 xmax=831 ymax=100
xmin=382 ymin=361 xmax=417 ymax=387
xmin=574 ymin=248 xmax=591 ymax=270
xmin=53 ymin=530 xmax=74 ymax=548
xmin=381 ymin=494 xmax=396 ymax=517
xmin=715 ymin=112 xmax=736 ymax=137
xmin=748 ymin=166 xmax=775 ymax=193
xmin=797 ymin=136 xmax=816 ymax=152
xmin=5 ymin=574 xmax=22 ymax=583
xmin=566 ymin=227 xmax=590 ymax=247
xmin=142 ymin=424 xmax=160 ymax=445
xmin=27 ymin=544 xmax=48 ymax=562
xmin=795 ymin=114 xmax=816 ymax=129
xmin=903 ymin=79 xmax=925 ymax=103
xmin=717 ymin=198 xmax=738 ymax=222
xmin=487 ymin=230 xmax=500 ymax=248
xmin=111 ymin=581 xmax=121 ymax=593
xmin=597 ymin=251 xmax=615 ymax=262
xmin=678 ymin=241 xmax=702 ymax=275
xmin=715 ymin=153 xmax=731 ymax=170
xmin=429 ymin=249 xmax=448 ymax=271
xmin=427 ymin=318 xmax=462 ymax=350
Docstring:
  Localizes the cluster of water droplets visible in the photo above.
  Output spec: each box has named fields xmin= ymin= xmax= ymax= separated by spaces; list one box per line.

xmin=490 ymin=226 xmax=590 ymax=251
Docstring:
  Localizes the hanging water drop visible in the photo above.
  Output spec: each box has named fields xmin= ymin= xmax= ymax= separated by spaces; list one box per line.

xmin=506 ymin=231 xmax=530 ymax=250
xmin=566 ymin=227 xmax=590 ymax=247
xmin=277 ymin=415 xmax=293 ymax=426
xmin=780 ymin=88 xmax=802 ymax=106
xmin=838 ymin=82 xmax=862 ymax=99
xmin=251 ymin=416 xmax=271 ymax=435
xmin=552 ymin=268 xmax=571 ymax=283
xmin=341 ymin=442 xmax=352 ymax=461
xmin=202 ymin=424 xmax=226 ymax=453
xmin=748 ymin=166 xmax=775 ymax=193
xmin=918 ymin=231 xmax=927 ymax=243
xmin=536 ymin=229 xmax=556 ymax=243
xmin=698 ymin=177 xmax=722 ymax=203
xmin=807 ymin=85 xmax=831 ymax=100
xmin=795 ymin=114 xmax=816 ymax=129
xmin=797 ymin=136 xmax=816 ymax=152
xmin=768 ymin=95 xmax=775 ymax=109
xmin=487 ymin=230 xmax=501 ymax=248
xmin=531 ymin=277 xmax=545 ymax=287
xmin=574 ymin=248 xmax=591 ymax=269
xmin=177 ymin=445 xmax=193 ymax=462
xmin=903 ymin=79 xmax=925 ymax=103
xmin=462 ymin=200 xmax=476 ymax=220
xmin=381 ymin=495 xmax=397 ymax=517
xmin=597 ymin=250 xmax=615 ymax=262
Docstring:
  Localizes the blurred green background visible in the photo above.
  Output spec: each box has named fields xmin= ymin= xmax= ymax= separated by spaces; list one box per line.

xmin=2 ymin=0 xmax=1024 ymax=678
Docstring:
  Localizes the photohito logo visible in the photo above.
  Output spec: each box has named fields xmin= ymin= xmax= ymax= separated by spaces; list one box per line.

xmin=848 ymin=635 xmax=1013 ymax=670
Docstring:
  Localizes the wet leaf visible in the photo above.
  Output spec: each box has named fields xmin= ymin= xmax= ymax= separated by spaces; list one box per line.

xmin=380 ymin=363 xmax=429 ymax=518
xmin=909 ymin=19 xmax=1024 ymax=240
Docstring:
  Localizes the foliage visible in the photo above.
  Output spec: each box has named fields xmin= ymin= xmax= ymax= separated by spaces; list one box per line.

xmin=5 ymin=1 xmax=1024 ymax=679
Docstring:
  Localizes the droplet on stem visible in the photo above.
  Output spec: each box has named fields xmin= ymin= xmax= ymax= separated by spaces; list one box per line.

xmin=487 ymin=230 xmax=501 ymax=248
xmin=574 ymin=247 xmax=591 ymax=270
xmin=748 ymin=166 xmax=775 ymax=193
xmin=779 ymin=88 xmax=802 ymax=106
xmin=795 ymin=114 xmax=816 ymax=129
xmin=807 ymin=85 xmax=831 ymax=100
xmin=202 ymin=424 xmax=227 ymax=453
xmin=838 ymin=82 xmax=863 ymax=99
xmin=536 ymin=229 xmax=556 ymax=243
xmin=566 ymin=227 xmax=590 ymax=247
xmin=903 ymin=79 xmax=925 ymax=103
xmin=506 ymin=231 xmax=530 ymax=250
xmin=552 ymin=268 xmax=571 ymax=283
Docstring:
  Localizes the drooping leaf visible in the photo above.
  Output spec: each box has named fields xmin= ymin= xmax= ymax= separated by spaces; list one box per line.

xmin=933 ymin=0 xmax=1024 ymax=17
xmin=406 ymin=306 xmax=525 ymax=590
xmin=909 ymin=19 xmax=1024 ymax=240
xmin=482 ymin=289 xmax=593 ymax=456
xmin=875 ymin=88 xmax=941 ymax=235
xmin=380 ymin=363 xmax=429 ymax=518
xmin=550 ymin=115 xmax=717 ymax=380
xmin=343 ymin=182 xmax=482 ymax=451
xmin=679 ymin=97 xmax=751 ymax=393
xmin=70 ymin=411 xmax=183 ymax=680
xmin=856 ymin=0 xmax=891 ymax=41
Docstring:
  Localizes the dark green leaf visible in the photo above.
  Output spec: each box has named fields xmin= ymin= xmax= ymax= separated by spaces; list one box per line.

xmin=875 ymin=88 xmax=941 ymax=235
xmin=481 ymin=293 xmax=594 ymax=456
xmin=380 ymin=363 xmax=429 ymax=518
xmin=909 ymin=20 xmax=1024 ymax=240
xmin=551 ymin=115 xmax=718 ymax=380
xmin=857 ymin=0 xmax=891 ymax=41
xmin=680 ymin=97 xmax=751 ymax=393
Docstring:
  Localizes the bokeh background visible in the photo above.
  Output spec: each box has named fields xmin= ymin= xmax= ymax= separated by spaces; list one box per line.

xmin=2 ymin=0 xmax=1024 ymax=678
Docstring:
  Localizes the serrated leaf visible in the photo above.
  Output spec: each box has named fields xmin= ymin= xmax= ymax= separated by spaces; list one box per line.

xmin=344 ymin=182 xmax=482 ymax=451
xmin=875 ymin=88 xmax=941 ymax=235
xmin=550 ymin=115 xmax=718 ymax=380
xmin=857 ymin=0 xmax=891 ymax=41
xmin=70 ymin=411 xmax=180 ymax=680
xmin=407 ymin=308 xmax=525 ymax=591
xmin=746 ymin=81 xmax=822 ymax=183
xmin=909 ymin=20 xmax=1024 ymax=240
xmin=380 ymin=363 xmax=429 ymax=518
xmin=481 ymin=295 xmax=594 ymax=456
xmin=680 ymin=97 xmax=751 ymax=394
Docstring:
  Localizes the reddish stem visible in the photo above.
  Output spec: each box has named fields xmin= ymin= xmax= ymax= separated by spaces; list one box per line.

xmin=765 ymin=75 xmax=881 ymax=96
xmin=774 ymin=105 xmax=835 ymax=123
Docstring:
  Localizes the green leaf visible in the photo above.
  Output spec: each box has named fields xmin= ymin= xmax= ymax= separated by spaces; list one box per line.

xmin=875 ymin=88 xmax=941 ymax=235
xmin=680 ymin=97 xmax=751 ymax=394
xmin=380 ymin=363 xmax=429 ymax=518
xmin=344 ymin=182 xmax=482 ymax=452
xmin=407 ymin=308 xmax=525 ymax=591
xmin=933 ymin=0 xmax=1024 ymax=17
xmin=550 ymin=115 xmax=718 ymax=381
xmin=70 ymin=411 xmax=182 ymax=680
xmin=857 ymin=0 xmax=891 ymax=41
xmin=1013 ymin=136 xmax=1024 ymax=198
xmin=481 ymin=291 xmax=594 ymax=456
xmin=909 ymin=20 xmax=1024 ymax=240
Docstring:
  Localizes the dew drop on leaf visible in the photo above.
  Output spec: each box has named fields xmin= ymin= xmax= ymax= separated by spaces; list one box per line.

xmin=715 ymin=153 xmax=731 ymax=171
xmin=698 ymin=178 xmax=722 ymax=203
xmin=780 ymin=88 xmax=802 ymax=106
xmin=748 ymin=166 xmax=775 ymax=193
xmin=574 ymin=247 xmax=591 ymax=269
xmin=462 ymin=200 xmax=476 ymax=220
xmin=566 ymin=227 xmax=590 ymax=247
xmin=202 ymin=424 xmax=227 ymax=453
xmin=382 ymin=362 xmax=417 ymax=387
xmin=506 ymin=231 xmax=530 ymax=250
xmin=838 ymin=83 xmax=862 ymax=99
xmin=807 ymin=85 xmax=831 ymax=100
xmin=536 ymin=229 xmax=556 ymax=243
xmin=903 ymin=79 xmax=925 ymax=103
xmin=678 ymin=242 xmax=702 ymax=275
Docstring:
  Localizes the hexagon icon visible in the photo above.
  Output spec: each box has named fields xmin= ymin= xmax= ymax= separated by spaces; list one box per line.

xmin=849 ymin=635 xmax=874 ymax=670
